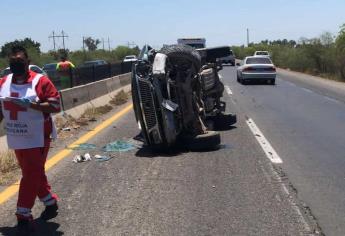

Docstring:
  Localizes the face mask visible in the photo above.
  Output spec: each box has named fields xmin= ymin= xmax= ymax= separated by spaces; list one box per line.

xmin=9 ymin=61 xmax=27 ymax=75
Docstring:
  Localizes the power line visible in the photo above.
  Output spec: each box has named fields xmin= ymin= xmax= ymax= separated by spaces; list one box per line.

xmin=48 ymin=30 xmax=69 ymax=51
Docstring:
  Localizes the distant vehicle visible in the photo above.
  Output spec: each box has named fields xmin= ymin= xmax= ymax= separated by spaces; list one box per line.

xmin=219 ymin=49 xmax=235 ymax=66
xmin=80 ymin=60 xmax=108 ymax=67
xmin=177 ymin=38 xmax=206 ymax=48
xmin=42 ymin=63 xmax=58 ymax=79
xmin=236 ymin=56 xmax=276 ymax=85
xmin=0 ymin=65 xmax=47 ymax=77
xmin=123 ymin=55 xmax=138 ymax=63
xmin=254 ymin=51 xmax=271 ymax=58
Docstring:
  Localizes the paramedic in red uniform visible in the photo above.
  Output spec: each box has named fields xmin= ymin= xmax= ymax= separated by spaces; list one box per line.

xmin=0 ymin=46 xmax=61 ymax=235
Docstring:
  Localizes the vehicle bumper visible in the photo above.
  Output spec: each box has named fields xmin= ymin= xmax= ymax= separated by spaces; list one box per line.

xmin=242 ymin=72 xmax=276 ymax=80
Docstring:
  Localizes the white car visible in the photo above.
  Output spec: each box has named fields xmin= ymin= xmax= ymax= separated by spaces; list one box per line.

xmin=236 ymin=56 xmax=276 ymax=85
xmin=254 ymin=51 xmax=271 ymax=58
xmin=123 ymin=55 xmax=138 ymax=63
xmin=0 ymin=65 xmax=47 ymax=77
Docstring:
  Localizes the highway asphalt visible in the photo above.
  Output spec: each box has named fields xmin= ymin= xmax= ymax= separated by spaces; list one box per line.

xmin=1 ymin=66 xmax=344 ymax=235
xmin=221 ymin=66 xmax=345 ymax=236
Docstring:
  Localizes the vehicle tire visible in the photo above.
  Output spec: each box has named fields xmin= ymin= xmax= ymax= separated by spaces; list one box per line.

xmin=267 ymin=79 xmax=275 ymax=85
xmin=213 ymin=113 xmax=237 ymax=129
xmin=186 ymin=131 xmax=221 ymax=150
xmin=160 ymin=44 xmax=202 ymax=72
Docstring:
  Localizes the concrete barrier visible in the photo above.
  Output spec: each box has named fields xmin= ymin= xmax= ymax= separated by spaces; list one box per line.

xmin=59 ymin=84 xmax=91 ymax=111
xmin=87 ymin=79 xmax=111 ymax=101
xmin=59 ymin=73 xmax=131 ymax=112
xmin=119 ymin=73 xmax=131 ymax=87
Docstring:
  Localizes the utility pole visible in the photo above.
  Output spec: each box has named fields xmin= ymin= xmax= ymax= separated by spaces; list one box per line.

xmin=61 ymin=30 xmax=68 ymax=50
xmin=127 ymin=41 xmax=136 ymax=48
xmin=82 ymin=36 xmax=85 ymax=52
xmin=48 ymin=31 xmax=69 ymax=51
xmin=108 ymin=37 xmax=111 ymax=51
xmin=48 ymin=31 xmax=56 ymax=51
xmin=247 ymin=28 xmax=250 ymax=47
xmin=102 ymin=38 xmax=105 ymax=50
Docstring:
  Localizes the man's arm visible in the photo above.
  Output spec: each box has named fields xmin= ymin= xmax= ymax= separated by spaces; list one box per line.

xmin=69 ymin=61 xmax=75 ymax=68
xmin=29 ymin=101 xmax=60 ymax=114
xmin=34 ymin=76 xmax=61 ymax=113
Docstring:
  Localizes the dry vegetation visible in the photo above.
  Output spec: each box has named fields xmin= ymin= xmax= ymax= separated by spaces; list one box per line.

xmin=0 ymin=150 xmax=19 ymax=185
xmin=110 ymin=90 xmax=129 ymax=106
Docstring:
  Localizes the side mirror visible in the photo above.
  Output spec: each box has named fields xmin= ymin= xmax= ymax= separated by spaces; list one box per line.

xmin=236 ymin=63 xmax=241 ymax=66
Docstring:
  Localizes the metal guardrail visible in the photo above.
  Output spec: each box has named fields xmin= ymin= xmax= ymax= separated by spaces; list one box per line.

xmin=47 ymin=61 xmax=133 ymax=90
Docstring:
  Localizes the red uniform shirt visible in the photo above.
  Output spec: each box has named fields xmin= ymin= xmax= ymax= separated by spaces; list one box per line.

xmin=0 ymin=71 xmax=60 ymax=139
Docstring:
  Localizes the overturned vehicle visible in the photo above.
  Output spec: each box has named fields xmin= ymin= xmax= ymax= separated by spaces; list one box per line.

xmin=132 ymin=44 xmax=236 ymax=149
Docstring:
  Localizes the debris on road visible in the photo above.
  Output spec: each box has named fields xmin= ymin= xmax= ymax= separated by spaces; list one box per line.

xmin=62 ymin=127 xmax=71 ymax=131
xmin=95 ymin=154 xmax=113 ymax=162
xmin=103 ymin=140 xmax=135 ymax=152
xmin=70 ymin=143 xmax=97 ymax=150
xmin=73 ymin=153 xmax=92 ymax=163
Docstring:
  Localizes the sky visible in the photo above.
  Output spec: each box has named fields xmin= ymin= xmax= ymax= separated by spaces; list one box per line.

xmin=0 ymin=0 xmax=344 ymax=52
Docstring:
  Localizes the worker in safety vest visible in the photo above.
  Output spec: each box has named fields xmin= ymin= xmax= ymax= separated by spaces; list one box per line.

xmin=0 ymin=46 xmax=61 ymax=235
xmin=56 ymin=55 xmax=75 ymax=89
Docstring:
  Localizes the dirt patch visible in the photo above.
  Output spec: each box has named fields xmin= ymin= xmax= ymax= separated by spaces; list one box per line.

xmin=0 ymin=150 xmax=19 ymax=185
xmin=110 ymin=90 xmax=129 ymax=106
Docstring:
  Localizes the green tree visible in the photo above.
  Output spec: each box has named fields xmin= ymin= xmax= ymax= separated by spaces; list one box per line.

xmin=0 ymin=38 xmax=41 ymax=57
xmin=84 ymin=37 xmax=100 ymax=51
xmin=336 ymin=24 xmax=345 ymax=79
xmin=113 ymin=46 xmax=139 ymax=60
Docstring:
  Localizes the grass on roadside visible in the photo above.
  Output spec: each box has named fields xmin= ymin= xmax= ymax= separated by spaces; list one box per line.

xmin=110 ymin=90 xmax=129 ymax=106
xmin=0 ymin=150 xmax=19 ymax=185
xmin=81 ymin=105 xmax=113 ymax=120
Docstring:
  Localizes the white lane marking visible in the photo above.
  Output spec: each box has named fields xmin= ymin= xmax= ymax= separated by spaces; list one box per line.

xmin=323 ymin=96 xmax=340 ymax=104
xmin=284 ymin=81 xmax=297 ymax=87
xmin=224 ymin=85 xmax=233 ymax=95
xmin=246 ymin=118 xmax=283 ymax=164
xmin=301 ymin=88 xmax=313 ymax=93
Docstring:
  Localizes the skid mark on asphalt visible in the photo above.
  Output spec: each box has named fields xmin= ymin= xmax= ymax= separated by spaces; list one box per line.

xmin=245 ymin=118 xmax=283 ymax=164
